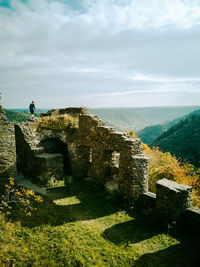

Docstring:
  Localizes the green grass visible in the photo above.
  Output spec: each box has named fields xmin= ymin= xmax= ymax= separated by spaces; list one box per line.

xmin=0 ymin=180 xmax=199 ymax=266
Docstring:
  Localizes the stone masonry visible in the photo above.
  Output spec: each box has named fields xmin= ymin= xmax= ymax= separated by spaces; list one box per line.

xmin=15 ymin=107 xmax=149 ymax=201
xmin=0 ymin=105 xmax=16 ymax=182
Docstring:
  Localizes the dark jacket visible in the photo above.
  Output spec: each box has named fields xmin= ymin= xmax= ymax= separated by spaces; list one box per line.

xmin=29 ymin=103 xmax=35 ymax=112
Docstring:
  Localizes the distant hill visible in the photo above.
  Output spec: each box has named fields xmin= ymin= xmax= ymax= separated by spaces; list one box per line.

xmin=6 ymin=106 xmax=200 ymax=134
xmin=4 ymin=109 xmax=45 ymax=122
xmin=138 ymin=109 xmax=200 ymax=145
xmin=4 ymin=109 xmax=30 ymax=122
xmin=151 ymin=113 xmax=200 ymax=167
xmin=90 ymin=106 xmax=200 ymax=132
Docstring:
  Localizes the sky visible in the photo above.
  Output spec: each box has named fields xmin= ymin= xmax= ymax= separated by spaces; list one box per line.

xmin=0 ymin=0 xmax=200 ymax=108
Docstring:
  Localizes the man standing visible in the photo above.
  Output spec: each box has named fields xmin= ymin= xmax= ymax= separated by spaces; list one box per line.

xmin=29 ymin=100 xmax=35 ymax=120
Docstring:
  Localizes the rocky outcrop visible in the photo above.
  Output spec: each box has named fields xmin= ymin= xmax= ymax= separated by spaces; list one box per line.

xmin=0 ymin=105 xmax=16 ymax=182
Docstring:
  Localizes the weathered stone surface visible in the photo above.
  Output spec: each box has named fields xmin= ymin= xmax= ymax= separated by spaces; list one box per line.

xmin=0 ymin=105 xmax=16 ymax=181
xmin=156 ymin=178 xmax=192 ymax=221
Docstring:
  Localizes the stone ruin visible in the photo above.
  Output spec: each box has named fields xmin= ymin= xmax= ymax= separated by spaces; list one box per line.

xmin=14 ymin=107 xmax=149 ymax=201
xmin=0 ymin=105 xmax=200 ymax=231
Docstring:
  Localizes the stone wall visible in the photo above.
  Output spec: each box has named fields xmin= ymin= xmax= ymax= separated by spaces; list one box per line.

xmin=141 ymin=179 xmax=200 ymax=234
xmin=0 ymin=105 xmax=16 ymax=183
xmin=15 ymin=107 xmax=149 ymax=201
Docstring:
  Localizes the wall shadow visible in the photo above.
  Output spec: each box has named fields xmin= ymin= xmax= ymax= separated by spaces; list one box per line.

xmin=102 ymin=210 xmax=200 ymax=266
xmin=10 ymin=180 xmax=119 ymax=228
xmin=135 ymin=240 xmax=200 ymax=267
xmin=102 ymin=216 xmax=162 ymax=244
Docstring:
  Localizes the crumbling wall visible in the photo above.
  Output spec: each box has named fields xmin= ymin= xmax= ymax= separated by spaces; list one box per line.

xmin=0 ymin=105 xmax=16 ymax=182
xmin=26 ymin=108 xmax=149 ymax=200
xmin=15 ymin=122 xmax=64 ymax=183
xmin=74 ymin=113 xmax=149 ymax=200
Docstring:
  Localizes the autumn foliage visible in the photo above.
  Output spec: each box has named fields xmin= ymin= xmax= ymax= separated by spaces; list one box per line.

xmin=0 ymin=178 xmax=43 ymax=217
xmin=142 ymin=144 xmax=200 ymax=208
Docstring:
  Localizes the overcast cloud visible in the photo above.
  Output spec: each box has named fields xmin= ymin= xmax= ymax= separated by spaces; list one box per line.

xmin=0 ymin=0 xmax=200 ymax=108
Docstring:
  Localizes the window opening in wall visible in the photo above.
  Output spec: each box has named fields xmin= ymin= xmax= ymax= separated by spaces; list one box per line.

xmin=103 ymin=150 xmax=113 ymax=179
xmin=111 ymin=151 xmax=120 ymax=179
xmin=89 ymin=148 xmax=93 ymax=163
xmin=111 ymin=151 xmax=120 ymax=168
xmin=103 ymin=150 xmax=120 ymax=180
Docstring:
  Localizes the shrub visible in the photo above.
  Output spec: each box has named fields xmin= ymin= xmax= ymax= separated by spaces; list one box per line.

xmin=0 ymin=178 xmax=43 ymax=217
xmin=37 ymin=114 xmax=78 ymax=131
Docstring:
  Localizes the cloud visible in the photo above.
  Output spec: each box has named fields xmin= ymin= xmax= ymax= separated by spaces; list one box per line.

xmin=125 ymin=73 xmax=200 ymax=83
xmin=0 ymin=0 xmax=200 ymax=108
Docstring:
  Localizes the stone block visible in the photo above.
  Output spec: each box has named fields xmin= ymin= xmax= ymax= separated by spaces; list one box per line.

xmin=156 ymin=178 xmax=192 ymax=221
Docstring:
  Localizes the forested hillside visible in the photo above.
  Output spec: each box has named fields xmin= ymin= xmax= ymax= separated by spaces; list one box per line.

xmin=152 ymin=114 xmax=200 ymax=167
xmin=138 ymin=109 xmax=200 ymax=145
xmin=138 ymin=125 xmax=164 ymax=144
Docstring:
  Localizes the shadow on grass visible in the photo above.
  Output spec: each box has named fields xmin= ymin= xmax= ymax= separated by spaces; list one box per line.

xmin=135 ymin=241 xmax=200 ymax=267
xmin=9 ymin=179 xmax=200 ymax=266
xmin=102 ymin=215 xmax=162 ymax=244
xmin=102 ymin=211 xmax=200 ymax=266
xmin=11 ymin=180 xmax=119 ymax=227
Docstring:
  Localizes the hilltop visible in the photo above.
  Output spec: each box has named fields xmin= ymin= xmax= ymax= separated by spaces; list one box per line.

xmin=1 ymin=106 xmax=200 ymax=266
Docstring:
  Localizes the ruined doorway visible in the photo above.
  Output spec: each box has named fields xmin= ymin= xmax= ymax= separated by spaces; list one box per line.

xmin=41 ymin=138 xmax=71 ymax=175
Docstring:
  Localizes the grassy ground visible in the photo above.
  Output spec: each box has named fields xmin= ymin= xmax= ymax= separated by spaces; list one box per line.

xmin=0 ymin=179 xmax=199 ymax=266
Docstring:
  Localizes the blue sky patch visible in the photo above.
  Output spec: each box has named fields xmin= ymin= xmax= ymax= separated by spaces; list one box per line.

xmin=0 ymin=0 xmax=27 ymax=8
xmin=0 ymin=0 xmax=11 ymax=8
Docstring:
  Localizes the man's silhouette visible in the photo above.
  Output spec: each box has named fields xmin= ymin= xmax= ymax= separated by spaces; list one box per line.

xmin=29 ymin=100 xmax=35 ymax=120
